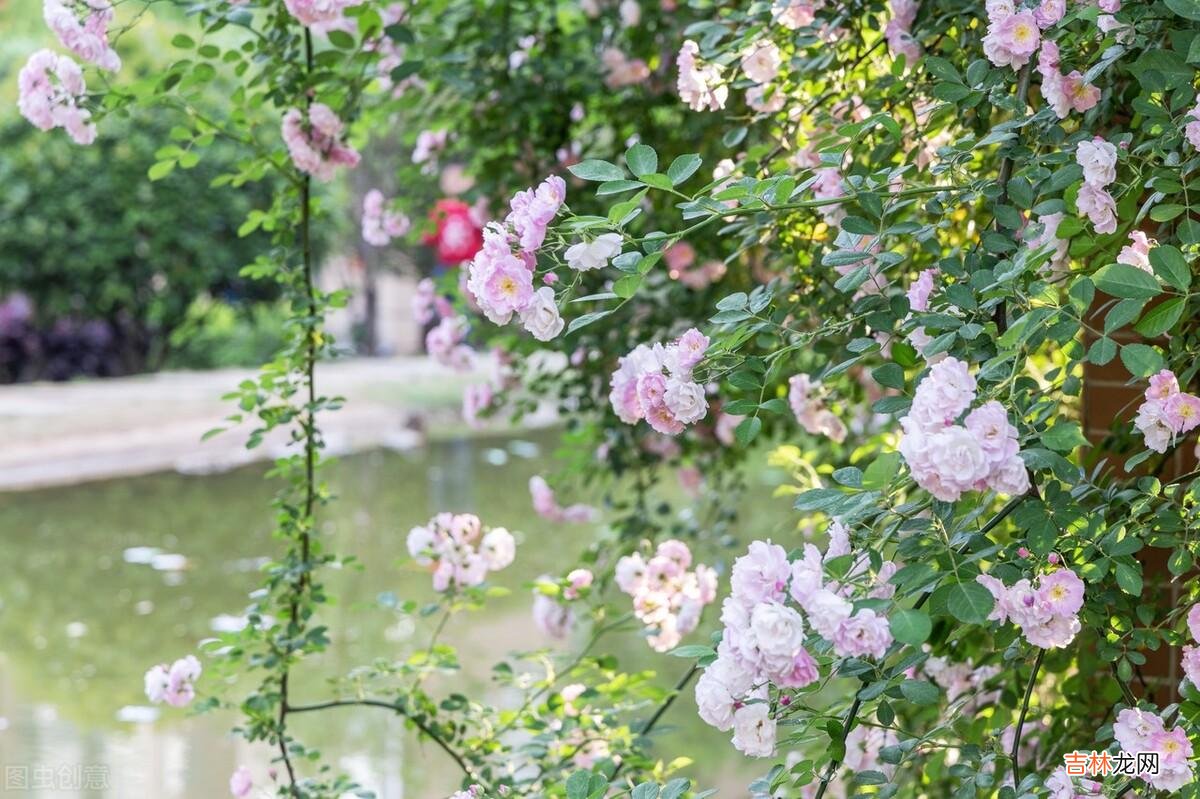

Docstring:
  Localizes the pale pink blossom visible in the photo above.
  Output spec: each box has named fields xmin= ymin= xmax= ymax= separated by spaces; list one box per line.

xmin=740 ymin=40 xmax=782 ymax=84
xmin=1117 ymin=231 xmax=1155 ymax=272
xmin=229 ymin=766 xmax=253 ymax=798
xmin=43 ymin=0 xmax=121 ymax=71
xmin=362 ymin=189 xmax=411 ymax=246
xmin=1076 ymin=183 xmax=1117 ymax=235
xmin=17 ymin=50 xmax=96 ymax=145
xmin=283 ymin=0 xmax=363 ymax=29
xmin=281 ymin=103 xmax=360 ymax=181
xmin=676 ymin=40 xmax=727 ymax=112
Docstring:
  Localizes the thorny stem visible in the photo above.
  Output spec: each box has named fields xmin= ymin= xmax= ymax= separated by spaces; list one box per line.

xmin=277 ymin=26 xmax=317 ymax=797
xmin=813 ymin=690 xmax=865 ymax=799
xmin=1010 ymin=648 xmax=1045 ymax=790
xmin=992 ymin=60 xmax=1034 ymax=336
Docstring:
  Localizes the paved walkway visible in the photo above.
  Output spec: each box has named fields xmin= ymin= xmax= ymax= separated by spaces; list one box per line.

xmin=0 ymin=358 xmax=484 ymax=492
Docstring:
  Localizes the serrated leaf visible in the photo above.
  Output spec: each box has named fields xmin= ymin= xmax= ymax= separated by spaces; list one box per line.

xmin=1093 ymin=263 xmax=1161 ymax=299
xmin=1135 ymin=297 xmax=1185 ymax=337
xmin=569 ymin=159 xmax=626 ymax=182
xmin=1150 ymin=245 xmax=1191 ymax=292
xmin=899 ymin=680 xmax=940 ymax=705
xmin=625 ymin=143 xmax=658 ymax=177
xmin=1120 ymin=343 xmax=1165 ymax=377
xmin=735 ymin=416 xmax=762 ymax=446
xmin=890 ymin=609 xmax=932 ymax=646
xmin=946 ymin=580 xmax=993 ymax=624
xmin=667 ymin=154 xmax=702 ymax=185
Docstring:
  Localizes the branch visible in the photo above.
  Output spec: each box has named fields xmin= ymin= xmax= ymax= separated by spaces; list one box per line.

xmin=289 ymin=698 xmax=486 ymax=787
xmin=1010 ymin=648 xmax=1045 ymax=790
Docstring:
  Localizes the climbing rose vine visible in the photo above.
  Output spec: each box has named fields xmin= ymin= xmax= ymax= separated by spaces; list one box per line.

xmin=16 ymin=0 xmax=1200 ymax=797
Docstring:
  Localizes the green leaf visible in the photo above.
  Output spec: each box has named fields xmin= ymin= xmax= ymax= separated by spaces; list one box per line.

xmin=1167 ymin=0 xmax=1200 ymax=20
xmin=171 ymin=33 xmax=195 ymax=48
xmin=871 ymin=363 xmax=905 ymax=390
xmin=1092 ymin=263 xmax=1161 ymax=299
xmin=326 ymin=29 xmax=355 ymax=49
xmin=567 ymin=310 xmax=613 ymax=334
xmin=946 ymin=580 xmax=994 ymax=625
xmin=890 ymin=609 xmax=932 ymax=645
xmin=668 ymin=644 xmax=715 ymax=659
xmin=632 ymin=785 xmax=659 ymax=799
xmin=667 ymin=154 xmax=702 ymax=186
xmin=596 ymin=180 xmax=643 ymax=196
xmin=148 ymin=160 xmax=177 ymax=181
xmin=899 ymin=680 xmax=940 ymax=705
xmin=1135 ymin=297 xmax=1186 ymax=337
xmin=1087 ymin=336 xmax=1117 ymax=365
xmin=861 ymin=452 xmax=901 ymax=490
xmin=613 ymin=274 xmax=642 ymax=299
xmin=625 ymin=144 xmax=658 ymax=177
xmin=1120 ymin=343 xmax=1165 ymax=377
xmin=1150 ymin=245 xmax=1191 ymax=292
xmin=735 ymin=416 xmax=762 ymax=446
xmin=1115 ymin=562 xmax=1143 ymax=596
xmin=569 ymin=160 xmax=626 ymax=182
xmin=566 ymin=772 xmax=592 ymax=799
xmin=1042 ymin=422 xmax=1088 ymax=453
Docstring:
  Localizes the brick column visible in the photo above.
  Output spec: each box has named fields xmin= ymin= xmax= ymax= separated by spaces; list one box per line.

xmin=1083 ymin=293 xmax=1197 ymax=704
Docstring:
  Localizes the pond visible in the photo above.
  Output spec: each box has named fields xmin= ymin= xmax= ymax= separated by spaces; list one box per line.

xmin=0 ymin=431 xmax=800 ymax=798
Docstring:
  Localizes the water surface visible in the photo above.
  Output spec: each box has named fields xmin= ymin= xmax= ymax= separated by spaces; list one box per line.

xmin=0 ymin=433 xmax=800 ymax=797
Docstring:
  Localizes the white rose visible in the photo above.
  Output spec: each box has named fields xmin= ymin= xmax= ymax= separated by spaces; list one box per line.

xmin=565 ymin=233 xmax=623 ymax=271
xmin=407 ymin=526 xmax=435 ymax=565
xmin=927 ymin=425 xmax=991 ymax=493
xmin=740 ymin=41 xmax=782 ymax=84
xmin=748 ymin=601 xmax=806 ymax=674
xmin=664 ymin=378 xmax=708 ymax=424
xmin=519 ymin=286 xmax=564 ymax=341
xmin=731 ymin=702 xmax=776 ymax=757
xmin=1075 ymin=138 xmax=1117 ymax=187
xmin=480 ymin=527 xmax=515 ymax=571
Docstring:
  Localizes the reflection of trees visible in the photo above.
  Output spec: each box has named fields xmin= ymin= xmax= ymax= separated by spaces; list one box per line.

xmin=0 ymin=432 xmax=760 ymax=795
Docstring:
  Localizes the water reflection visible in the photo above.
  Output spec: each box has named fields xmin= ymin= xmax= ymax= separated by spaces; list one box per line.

xmin=0 ymin=433 xmax=782 ymax=797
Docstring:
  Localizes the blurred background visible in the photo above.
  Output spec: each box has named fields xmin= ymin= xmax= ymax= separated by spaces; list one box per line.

xmin=0 ymin=1 xmax=798 ymax=796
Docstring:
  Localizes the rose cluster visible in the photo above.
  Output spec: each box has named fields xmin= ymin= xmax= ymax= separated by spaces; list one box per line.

xmin=529 ymin=476 xmax=597 ymax=524
xmin=1037 ymin=40 xmax=1100 ymax=120
xmin=898 ymin=357 xmax=1029 ymax=502
xmin=1113 ymin=707 xmax=1194 ymax=792
xmin=406 ymin=512 xmax=515 ymax=592
xmin=361 ymin=189 xmax=411 ymax=247
xmin=43 ymin=0 xmax=120 ymax=72
xmin=144 ymin=654 xmax=202 ymax=708
xmin=281 ymin=103 xmax=361 ymax=181
xmin=615 ymin=540 xmax=718 ymax=652
xmin=608 ymin=328 xmax=710 ymax=435
xmin=975 ymin=567 xmax=1084 ymax=649
xmin=466 ymin=177 xmax=567 ymax=341
xmin=676 ymin=40 xmax=727 ymax=112
xmin=696 ymin=525 xmax=897 ymax=757
xmin=788 ymin=374 xmax=847 ymax=443
xmin=1134 ymin=370 xmax=1200 ymax=454
xmin=1075 ymin=136 xmax=1118 ymax=234
xmin=17 ymin=50 xmax=96 ymax=145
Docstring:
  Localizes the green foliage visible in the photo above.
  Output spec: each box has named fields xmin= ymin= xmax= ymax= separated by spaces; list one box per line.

xmin=0 ymin=113 xmax=275 ymax=374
